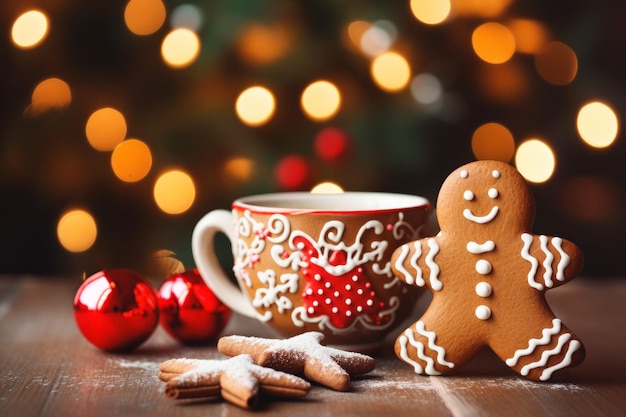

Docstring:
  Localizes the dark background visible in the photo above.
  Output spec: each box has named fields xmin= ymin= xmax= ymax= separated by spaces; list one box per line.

xmin=1 ymin=0 xmax=624 ymax=278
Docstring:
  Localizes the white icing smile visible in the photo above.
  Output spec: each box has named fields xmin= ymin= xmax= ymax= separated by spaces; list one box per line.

xmin=463 ymin=206 xmax=499 ymax=224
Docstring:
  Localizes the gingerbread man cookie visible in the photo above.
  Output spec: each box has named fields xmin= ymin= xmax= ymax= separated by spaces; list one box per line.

xmin=391 ymin=160 xmax=585 ymax=381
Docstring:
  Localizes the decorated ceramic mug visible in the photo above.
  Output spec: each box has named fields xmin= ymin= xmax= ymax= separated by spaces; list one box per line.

xmin=192 ymin=192 xmax=431 ymax=351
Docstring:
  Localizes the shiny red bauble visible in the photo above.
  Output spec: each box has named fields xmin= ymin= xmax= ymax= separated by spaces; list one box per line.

xmin=158 ymin=269 xmax=231 ymax=345
xmin=73 ymin=269 xmax=159 ymax=352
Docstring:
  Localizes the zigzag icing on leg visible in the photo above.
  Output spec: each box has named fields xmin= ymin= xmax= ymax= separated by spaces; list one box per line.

xmin=540 ymin=339 xmax=582 ymax=381
xmin=397 ymin=334 xmax=424 ymax=374
xmin=506 ymin=318 xmax=561 ymax=367
xmin=403 ymin=328 xmax=440 ymax=375
xmin=414 ymin=321 xmax=454 ymax=370
xmin=520 ymin=332 xmax=571 ymax=376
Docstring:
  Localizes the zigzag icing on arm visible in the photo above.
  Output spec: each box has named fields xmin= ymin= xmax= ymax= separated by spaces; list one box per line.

xmin=552 ymin=237 xmax=570 ymax=281
xmin=520 ymin=333 xmax=571 ymax=376
xmin=415 ymin=321 xmax=454 ymax=369
xmin=505 ymin=318 xmax=562 ymax=367
xmin=539 ymin=235 xmax=554 ymax=288
xmin=540 ymin=339 xmax=582 ymax=381
xmin=410 ymin=241 xmax=425 ymax=286
xmin=394 ymin=245 xmax=415 ymax=285
xmin=521 ymin=233 xmax=543 ymax=290
xmin=426 ymin=239 xmax=443 ymax=291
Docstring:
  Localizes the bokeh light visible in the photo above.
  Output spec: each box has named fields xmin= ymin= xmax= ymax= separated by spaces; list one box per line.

xmin=223 ymin=157 xmax=255 ymax=182
xmin=171 ymin=4 xmax=203 ymax=31
xmin=370 ymin=52 xmax=411 ymax=92
xmin=124 ymin=0 xmax=166 ymax=36
xmin=161 ymin=28 xmax=200 ymax=68
xmin=275 ymin=155 xmax=310 ymax=190
xmin=535 ymin=41 xmax=578 ymax=85
xmin=477 ymin=61 xmax=529 ymax=103
xmin=311 ymin=182 xmax=344 ymax=194
xmin=301 ymin=80 xmax=342 ymax=121
xmin=453 ymin=0 xmax=513 ymax=18
xmin=508 ymin=19 xmax=549 ymax=54
xmin=57 ymin=209 xmax=98 ymax=253
xmin=471 ymin=122 xmax=515 ymax=162
xmin=153 ymin=170 xmax=196 ymax=215
xmin=111 ymin=139 xmax=153 ymax=182
xmin=410 ymin=73 xmax=443 ymax=105
xmin=235 ymin=86 xmax=276 ymax=126
xmin=472 ymin=22 xmax=516 ymax=64
xmin=576 ymin=101 xmax=619 ymax=148
xmin=360 ymin=20 xmax=396 ymax=57
xmin=236 ymin=23 xmax=293 ymax=65
xmin=85 ymin=108 xmax=127 ymax=151
xmin=314 ymin=127 xmax=351 ymax=163
xmin=515 ymin=139 xmax=555 ymax=183
xmin=410 ymin=0 xmax=451 ymax=25
xmin=11 ymin=10 xmax=49 ymax=49
xmin=28 ymin=78 xmax=72 ymax=116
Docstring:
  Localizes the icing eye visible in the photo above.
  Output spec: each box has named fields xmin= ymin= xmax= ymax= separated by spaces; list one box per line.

xmin=488 ymin=188 xmax=499 ymax=199
xmin=460 ymin=170 xmax=469 ymax=179
xmin=492 ymin=170 xmax=501 ymax=179
xmin=463 ymin=190 xmax=474 ymax=201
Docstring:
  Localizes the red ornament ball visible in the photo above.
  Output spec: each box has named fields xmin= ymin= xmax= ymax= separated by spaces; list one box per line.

xmin=274 ymin=155 xmax=310 ymax=190
xmin=158 ymin=269 xmax=231 ymax=345
xmin=73 ymin=269 xmax=159 ymax=352
xmin=314 ymin=127 xmax=351 ymax=163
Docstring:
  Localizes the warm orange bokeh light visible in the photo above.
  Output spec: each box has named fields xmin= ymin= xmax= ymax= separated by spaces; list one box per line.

xmin=111 ymin=139 xmax=153 ymax=182
xmin=85 ymin=108 xmax=127 ymax=151
xmin=300 ymin=80 xmax=342 ymax=121
xmin=28 ymin=78 xmax=72 ymax=116
xmin=235 ymin=86 xmax=276 ymax=126
xmin=57 ymin=209 xmax=98 ymax=253
xmin=370 ymin=52 xmax=411 ymax=92
xmin=161 ymin=28 xmax=201 ymax=68
xmin=472 ymin=22 xmax=516 ymax=64
xmin=471 ymin=122 xmax=515 ymax=162
xmin=124 ymin=0 xmax=166 ymax=36
xmin=236 ymin=23 xmax=294 ymax=65
xmin=507 ymin=19 xmax=549 ymax=54
xmin=515 ymin=139 xmax=556 ymax=183
xmin=223 ymin=157 xmax=255 ymax=182
xmin=153 ymin=170 xmax=196 ymax=215
xmin=453 ymin=0 xmax=513 ymax=18
xmin=410 ymin=0 xmax=451 ymax=25
xmin=535 ymin=41 xmax=578 ymax=86
xmin=11 ymin=10 xmax=49 ymax=49
xmin=577 ymin=101 xmax=619 ymax=148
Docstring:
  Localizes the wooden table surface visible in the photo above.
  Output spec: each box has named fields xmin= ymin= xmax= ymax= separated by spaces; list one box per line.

xmin=1 ymin=276 xmax=625 ymax=417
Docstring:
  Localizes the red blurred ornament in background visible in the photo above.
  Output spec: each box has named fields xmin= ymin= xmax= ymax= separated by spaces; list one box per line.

xmin=314 ymin=127 xmax=351 ymax=164
xmin=158 ymin=268 xmax=231 ymax=345
xmin=73 ymin=269 xmax=159 ymax=352
xmin=274 ymin=154 xmax=310 ymax=190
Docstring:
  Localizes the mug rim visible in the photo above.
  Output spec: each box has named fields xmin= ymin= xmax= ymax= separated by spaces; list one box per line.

xmin=232 ymin=192 xmax=430 ymax=214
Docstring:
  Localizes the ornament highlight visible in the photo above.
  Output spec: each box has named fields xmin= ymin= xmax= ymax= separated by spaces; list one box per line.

xmin=73 ymin=269 xmax=159 ymax=352
xmin=158 ymin=269 xmax=231 ymax=344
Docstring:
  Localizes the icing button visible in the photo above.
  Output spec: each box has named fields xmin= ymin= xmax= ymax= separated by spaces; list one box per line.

xmin=475 ymin=305 xmax=492 ymax=320
xmin=475 ymin=282 xmax=492 ymax=298
xmin=475 ymin=259 xmax=492 ymax=275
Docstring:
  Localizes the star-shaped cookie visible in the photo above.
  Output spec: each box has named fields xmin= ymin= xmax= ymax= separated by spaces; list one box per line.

xmin=158 ymin=354 xmax=310 ymax=409
xmin=217 ymin=331 xmax=375 ymax=391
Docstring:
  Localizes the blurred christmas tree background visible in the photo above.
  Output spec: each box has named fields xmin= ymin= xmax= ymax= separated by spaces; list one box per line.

xmin=1 ymin=0 xmax=624 ymax=277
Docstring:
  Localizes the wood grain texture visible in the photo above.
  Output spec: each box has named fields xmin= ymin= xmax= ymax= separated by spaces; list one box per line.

xmin=0 ymin=276 xmax=625 ymax=417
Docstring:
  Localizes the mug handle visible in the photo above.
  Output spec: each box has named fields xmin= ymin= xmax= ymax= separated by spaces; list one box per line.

xmin=191 ymin=209 xmax=257 ymax=318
